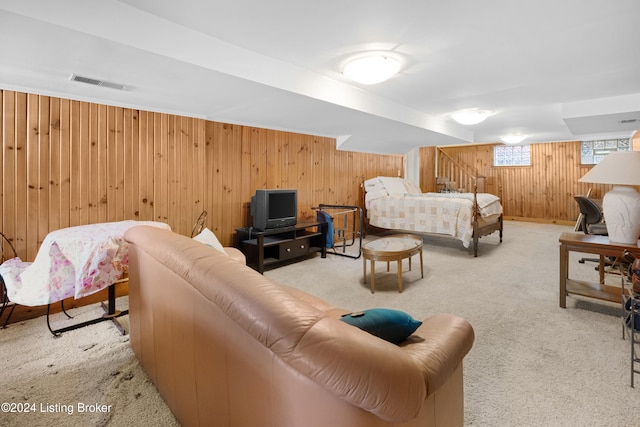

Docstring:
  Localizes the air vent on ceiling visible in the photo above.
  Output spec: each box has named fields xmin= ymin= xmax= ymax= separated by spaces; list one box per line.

xmin=619 ymin=118 xmax=638 ymax=124
xmin=69 ymin=74 xmax=127 ymax=91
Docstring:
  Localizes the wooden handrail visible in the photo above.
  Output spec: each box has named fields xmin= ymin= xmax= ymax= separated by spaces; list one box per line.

xmin=436 ymin=148 xmax=484 ymax=193
xmin=437 ymin=148 xmax=478 ymax=181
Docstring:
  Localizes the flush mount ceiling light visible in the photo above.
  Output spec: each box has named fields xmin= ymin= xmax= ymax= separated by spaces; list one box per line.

xmin=342 ymin=55 xmax=401 ymax=85
xmin=450 ymin=109 xmax=493 ymax=125
xmin=500 ymin=134 xmax=527 ymax=144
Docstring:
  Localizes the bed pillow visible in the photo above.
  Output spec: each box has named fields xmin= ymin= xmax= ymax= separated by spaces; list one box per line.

xmin=364 ymin=188 xmax=388 ymax=209
xmin=193 ymin=228 xmax=228 ymax=256
xmin=340 ymin=308 xmax=422 ymax=344
xmin=378 ymin=176 xmax=408 ymax=196
xmin=403 ymin=179 xmax=422 ymax=195
xmin=364 ymin=177 xmax=385 ymax=191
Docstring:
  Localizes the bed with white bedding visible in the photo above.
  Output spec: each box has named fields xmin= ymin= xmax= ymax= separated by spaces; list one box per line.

xmin=364 ymin=176 xmax=503 ymax=256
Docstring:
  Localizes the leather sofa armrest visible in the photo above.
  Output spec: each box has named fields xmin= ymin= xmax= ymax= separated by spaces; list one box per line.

xmin=286 ymin=312 xmax=474 ymax=422
xmin=224 ymin=247 xmax=246 ymax=263
xmin=403 ymin=313 xmax=475 ymax=394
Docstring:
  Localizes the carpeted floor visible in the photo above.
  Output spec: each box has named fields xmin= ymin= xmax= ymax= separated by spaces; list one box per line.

xmin=1 ymin=220 xmax=639 ymax=426
xmin=266 ymin=221 xmax=640 ymax=426
xmin=0 ymin=300 xmax=178 ymax=427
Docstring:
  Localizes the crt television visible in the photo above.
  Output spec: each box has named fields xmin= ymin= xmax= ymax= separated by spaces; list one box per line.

xmin=250 ymin=189 xmax=298 ymax=231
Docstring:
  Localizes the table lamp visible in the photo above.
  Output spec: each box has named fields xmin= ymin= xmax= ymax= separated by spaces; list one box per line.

xmin=579 ymin=151 xmax=640 ymax=244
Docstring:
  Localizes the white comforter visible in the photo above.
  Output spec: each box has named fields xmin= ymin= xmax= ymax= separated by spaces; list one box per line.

xmin=367 ymin=193 xmax=502 ymax=248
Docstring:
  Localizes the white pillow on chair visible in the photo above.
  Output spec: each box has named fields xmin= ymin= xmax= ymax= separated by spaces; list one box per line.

xmin=193 ymin=228 xmax=228 ymax=256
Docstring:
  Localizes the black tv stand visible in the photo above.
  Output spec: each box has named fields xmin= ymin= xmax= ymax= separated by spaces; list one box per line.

xmin=235 ymin=222 xmax=327 ymax=273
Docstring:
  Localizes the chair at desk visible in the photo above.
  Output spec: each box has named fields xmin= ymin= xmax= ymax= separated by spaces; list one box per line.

xmin=574 ymin=195 xmax=613 ymax=266
xmin=575 ymin=196 xmax=608 ymax=236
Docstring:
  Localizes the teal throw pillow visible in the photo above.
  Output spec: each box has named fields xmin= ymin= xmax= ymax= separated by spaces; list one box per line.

xmin=340 ymin=308 xmax=422 ymax=344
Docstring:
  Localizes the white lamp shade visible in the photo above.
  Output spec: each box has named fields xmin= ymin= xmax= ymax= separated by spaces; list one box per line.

xmin=578 ymin=151 xmax=640 ymax=186
xmin=579 ymin=151 xmax=640 ymax=244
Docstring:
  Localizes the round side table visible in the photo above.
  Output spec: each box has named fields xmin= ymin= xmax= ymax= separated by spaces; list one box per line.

xmin=362 ymin=234 xmax=424 ymax=293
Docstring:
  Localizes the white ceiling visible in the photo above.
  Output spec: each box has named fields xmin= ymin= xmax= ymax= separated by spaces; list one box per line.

xmin=1 ymin=0 xmax=639 ymax=154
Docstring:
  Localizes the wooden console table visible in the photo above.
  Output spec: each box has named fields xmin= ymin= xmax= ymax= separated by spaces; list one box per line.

xmin=559 ymin=232 xmax=640 ymax=308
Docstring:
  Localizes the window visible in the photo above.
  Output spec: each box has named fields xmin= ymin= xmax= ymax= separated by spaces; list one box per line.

xmin=494 ymin=144 xmax=531 ymax=167
xmin=580 ymin=138 xmax=630 ymax=164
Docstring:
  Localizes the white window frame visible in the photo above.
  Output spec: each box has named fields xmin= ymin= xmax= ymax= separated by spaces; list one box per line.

xmin=580 ymin=138 xmax=631 ymax=165
xmin=494 ymin=144 xmax=531 ymax=167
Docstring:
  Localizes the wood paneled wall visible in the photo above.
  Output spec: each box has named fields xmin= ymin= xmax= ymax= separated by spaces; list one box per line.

xmin=1 ymin=90 xmax=403 ymax=261
xmin=418 ymin=146 xmax=437 ymax=193
xmin=420 ymin=141 xmax=620 ymax=223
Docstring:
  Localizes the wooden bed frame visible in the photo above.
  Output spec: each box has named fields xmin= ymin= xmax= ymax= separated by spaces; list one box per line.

xmin=362 ymin=180 xmax=503 ymax=257
xmin=469 ymin=184 xmax=504 ymax=256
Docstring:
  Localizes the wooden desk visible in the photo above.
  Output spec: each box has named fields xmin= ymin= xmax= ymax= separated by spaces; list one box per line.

xmin=559 ymin=232 xmax=640 ymax=308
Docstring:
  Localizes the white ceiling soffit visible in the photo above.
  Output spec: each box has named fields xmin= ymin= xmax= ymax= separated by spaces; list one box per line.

xmin=562 ymin=93 xmax=640 ymax=136
xmin=1 ymin=0 xmax=639 ymax=154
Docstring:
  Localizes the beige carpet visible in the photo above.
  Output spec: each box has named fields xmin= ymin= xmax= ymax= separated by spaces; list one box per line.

xmin=267 ymin=221 xmax=640 ymax=426
xmin=1 ymin=220 xmax=639 ymax=426
xmin=0 ymin=301 xmax=178 ymax=427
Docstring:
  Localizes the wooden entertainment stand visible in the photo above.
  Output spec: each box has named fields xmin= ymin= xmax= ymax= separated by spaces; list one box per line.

xmin=235 ymin=221 xmax=327 ymax=273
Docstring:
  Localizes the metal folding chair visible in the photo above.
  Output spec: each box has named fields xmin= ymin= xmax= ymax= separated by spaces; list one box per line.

xmin=0 ymin=231 xmax=18 ymax=328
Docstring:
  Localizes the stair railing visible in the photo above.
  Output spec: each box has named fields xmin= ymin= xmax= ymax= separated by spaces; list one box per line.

xmin=436 ymin=148 xmax=485 ymax=193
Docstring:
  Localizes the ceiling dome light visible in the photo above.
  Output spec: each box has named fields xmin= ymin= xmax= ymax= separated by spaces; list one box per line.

xmin=450 ymin=109 xmax=493 ymax=125
xmin=500 ymin=134 xmax=527 ymax=144
xmin=342 ymin=55 xmax=401 ymax=85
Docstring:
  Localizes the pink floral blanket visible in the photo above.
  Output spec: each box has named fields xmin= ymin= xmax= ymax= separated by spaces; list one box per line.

xmin=0 ymin=221 xmax=170 ymax=306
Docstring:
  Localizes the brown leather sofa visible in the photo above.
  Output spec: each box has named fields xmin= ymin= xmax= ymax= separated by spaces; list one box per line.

xmin=124 ymin=226 xmax=475 ymax=427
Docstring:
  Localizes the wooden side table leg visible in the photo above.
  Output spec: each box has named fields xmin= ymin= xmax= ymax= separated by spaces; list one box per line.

xmin=409 ymin=256 xmax=412 ymax=271
xmin=398 ymin=259 xmax=403 ymax=293
xmin=363 ymin=256 xmax=367 ymax=284
xmin=419 ymin=248 xmax=424 ymax=278
xmin=599 ymin=255 xmax=605 ymax=284
xmin=559 ymin=244 xmax=568 ymax=308
xmin=371 ymin=261 xmax=376 ymax=294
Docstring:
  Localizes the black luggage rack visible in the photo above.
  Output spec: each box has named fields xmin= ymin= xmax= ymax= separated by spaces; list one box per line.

xmin=313 ymin=204 xmax=363 ymax=259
